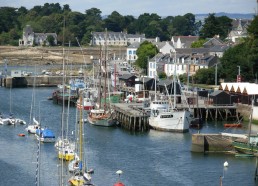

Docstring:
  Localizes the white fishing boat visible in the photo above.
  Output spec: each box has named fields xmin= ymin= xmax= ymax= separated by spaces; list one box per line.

xmin=149 ymin=52 xmax=193 ymax=133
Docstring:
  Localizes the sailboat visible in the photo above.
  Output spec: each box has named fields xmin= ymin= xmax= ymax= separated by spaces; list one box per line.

xmin=149 ymin=52 xmax=193 ymax=133
xmin=87 ymin=29 xmax=115 ymax=127
xmin=25 ymin=68 xmax=41 ymax=134
xmin=56 ymin=41 xmax=76 ymax=161
xmin=232 ymin=99 xmax=258 ymax=154
xmin=68 ymin=95 xmax=95 ymax=186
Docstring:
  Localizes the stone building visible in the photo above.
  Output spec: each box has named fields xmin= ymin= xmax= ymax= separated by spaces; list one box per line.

xmin=19 ymin=25 xmax=57 ymax=46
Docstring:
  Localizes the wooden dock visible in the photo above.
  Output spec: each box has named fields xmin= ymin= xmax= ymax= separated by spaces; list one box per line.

xmin=111 ymin=103 xmax=149 ymax=131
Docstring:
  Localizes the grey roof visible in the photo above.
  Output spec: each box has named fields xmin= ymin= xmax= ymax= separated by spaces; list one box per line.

xmin=209 ymin=45 xmax=230 ymax=52
xmin=140 ymin=77 xmax=153 ymax=83
xmin=176 ymin=48 xmax=209 ymax=55
xmin=157 ymin=79 xmax=174 ymax=86
xmin=172 ymin=36 xmax=199 ymax=48
xmin=127 ymin=42 xmax=140 ymax=48
xmin=127 ymin=34 xmax=145 ymax=38
xmin=209 ymin=90 xmax=229 ymax=97
xmin=119 ymin=74 xmax=136 ymax=80
xmin=203 ymin=37 xmax=224 ymax=47
xmin=231 ymin=19 xmax=251 ymax=30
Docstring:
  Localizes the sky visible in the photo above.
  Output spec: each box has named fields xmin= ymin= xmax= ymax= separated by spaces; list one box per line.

xmin=0 ymin=0 xmax=257 ymax=17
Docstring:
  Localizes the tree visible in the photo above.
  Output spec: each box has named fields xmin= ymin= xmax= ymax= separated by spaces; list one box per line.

xmin=193 ymin=68 xmax=215 ymax=84
xmin=191 ymin=39 xmax=207 ymax=48
xmin=47 ymin=35 xmax=55 ymax=46
xmin=199 ymin=14 xmax=232 ymax=40
xmin=135 ymin=41 xmax=158 ymax=72
xmin=247 ymin=15 xmax=258 ymax=78
xmin=158 ymin=72 xmax=167 ymax=79
xmin=199 ymin=14 xmax=220 ymax=39
xmin=220 ymin=42 xmax=251 ymax=82
xmin=104 ymin=11 xmax=125 ymax=32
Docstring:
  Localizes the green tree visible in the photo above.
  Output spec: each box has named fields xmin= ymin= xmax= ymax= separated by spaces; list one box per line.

xmin=199 ymin=13 xmax=232 ymax=40
xmin=220 ymin=42 xmax=251 ymax=81
xmin=104 ymin=11 xmax=125 ymax=32
xmin=135 ymin=41 xmax=158 ymax=72
xmin=47 ymin=35 xmax=55 ymax=46
xmin=193 ymin=68 xmax=215 ymax=84
xmin=247 ymin=15 xmax=258 ymax=78
xmin=191 ymin=39 xmax=207 ymax=48
xmin=158 ymin=72 xmax=167 ymax=79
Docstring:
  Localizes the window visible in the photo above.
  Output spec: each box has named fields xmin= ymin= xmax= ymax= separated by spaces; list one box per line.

xmin=150 ymin=63 xmax=152 ymax=69
xmin=150 ymin=71 xmax=152 ymax=77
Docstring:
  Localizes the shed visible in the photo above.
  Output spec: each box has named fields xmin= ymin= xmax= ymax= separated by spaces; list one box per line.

xmin=157 ymin=79 xmax=181 ymax=95
xmin=118 ymin=74 xmax=136 ymax=87
xmin=209 ymin=90 xmax=237 ymax=105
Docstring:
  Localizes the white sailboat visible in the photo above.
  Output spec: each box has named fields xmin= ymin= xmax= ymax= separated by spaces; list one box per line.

xmin=56 ymin=43 xmax=75 ymax=161
xmin=68 ymin=95 xmax=95 ymax=186
xmin=25 ymin=65 xmax=41 ymax=133
xmin=149 ymin=52 xmax=193 ymax=133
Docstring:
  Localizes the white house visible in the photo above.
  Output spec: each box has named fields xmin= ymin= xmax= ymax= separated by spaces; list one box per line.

xmin=126 ymin=42 xmax=140 ymax=62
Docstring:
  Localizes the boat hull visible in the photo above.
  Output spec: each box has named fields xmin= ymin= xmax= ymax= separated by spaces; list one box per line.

xmin=149 ymin=110 xmax=191 ymax=133
xmin=232 ymin=141 xmax=258 ymax=154
xmin=224 ymin=124 xmax=242 ymax=128
xmin=58 ymin=153 xmax=75 ymax=161
xmin=88 ymin=116 xmax=115 ymax=127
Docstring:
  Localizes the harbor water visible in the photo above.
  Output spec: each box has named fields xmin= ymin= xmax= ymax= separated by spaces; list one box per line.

xmin=0 ymin=87 xmax=258 ymax=186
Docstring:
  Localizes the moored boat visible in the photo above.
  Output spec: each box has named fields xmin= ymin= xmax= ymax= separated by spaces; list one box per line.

xmin=224 ymin=123 xmax=242 ymax=128
xmin=88 ymin=109 xmax=115 ymax=127
xmin=25 ymin=118 xmax=41 ymax=134
xmin=232 ymin=99 xmax=256 ymax=155
xmin=35 ymin=128 xmax=55 ymax=143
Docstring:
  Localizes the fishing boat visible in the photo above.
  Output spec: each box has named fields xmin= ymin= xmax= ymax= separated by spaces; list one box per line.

xmin=149 ymin=52 xmax=193 ymax=133
xmin=232 ymin=99 xmax=257 ymax=155
xmin=68 ymin=95 xmax=95 ymax=185
xmin=76 ymin=97 xmax=95 ymax=111
xmin=35 ymin=128 xmax=55 ymax=143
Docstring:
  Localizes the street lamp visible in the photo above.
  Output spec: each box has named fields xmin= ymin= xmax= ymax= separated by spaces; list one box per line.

xmin=237 ymin=66 xmax=241 ymax=75
xmin=237 ymin=66 xmax=241 ymax=82
xmin=215 ymin=63 xmax=218 ymax=86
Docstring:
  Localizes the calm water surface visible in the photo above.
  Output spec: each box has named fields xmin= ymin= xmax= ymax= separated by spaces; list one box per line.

xmin=0 ymin=87 xmax=257 ymax=186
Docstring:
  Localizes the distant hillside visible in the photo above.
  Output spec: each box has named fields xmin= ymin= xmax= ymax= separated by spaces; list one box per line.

xmin=195 ymin=12 xmax=255 ymax=21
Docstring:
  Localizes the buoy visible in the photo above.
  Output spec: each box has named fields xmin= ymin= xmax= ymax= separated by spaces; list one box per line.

xmin=18 ymin=133 xmax=25 ymax=137
xmin=224 ymin=161 xmax=229 ymax=167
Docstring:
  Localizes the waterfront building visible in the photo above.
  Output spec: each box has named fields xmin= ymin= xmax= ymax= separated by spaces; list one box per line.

xmin=91 ymin=31 xmax=145 ymax=46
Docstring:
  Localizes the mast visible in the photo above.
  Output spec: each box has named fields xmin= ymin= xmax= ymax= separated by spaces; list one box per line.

xmin=154 ymin=56 xmax=157 ymax=101
xmin=247 ymin=98 xmax=254 ymax=146
xmin=79 ymin=95 xmax=84 ymax=171
xmin=173 ymin=51 xmax=176 ymax=109
xmin=104 ymin=28 xmax=108 ymax=111
xmin=98 ymin=45 xmax=102 ymax=109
